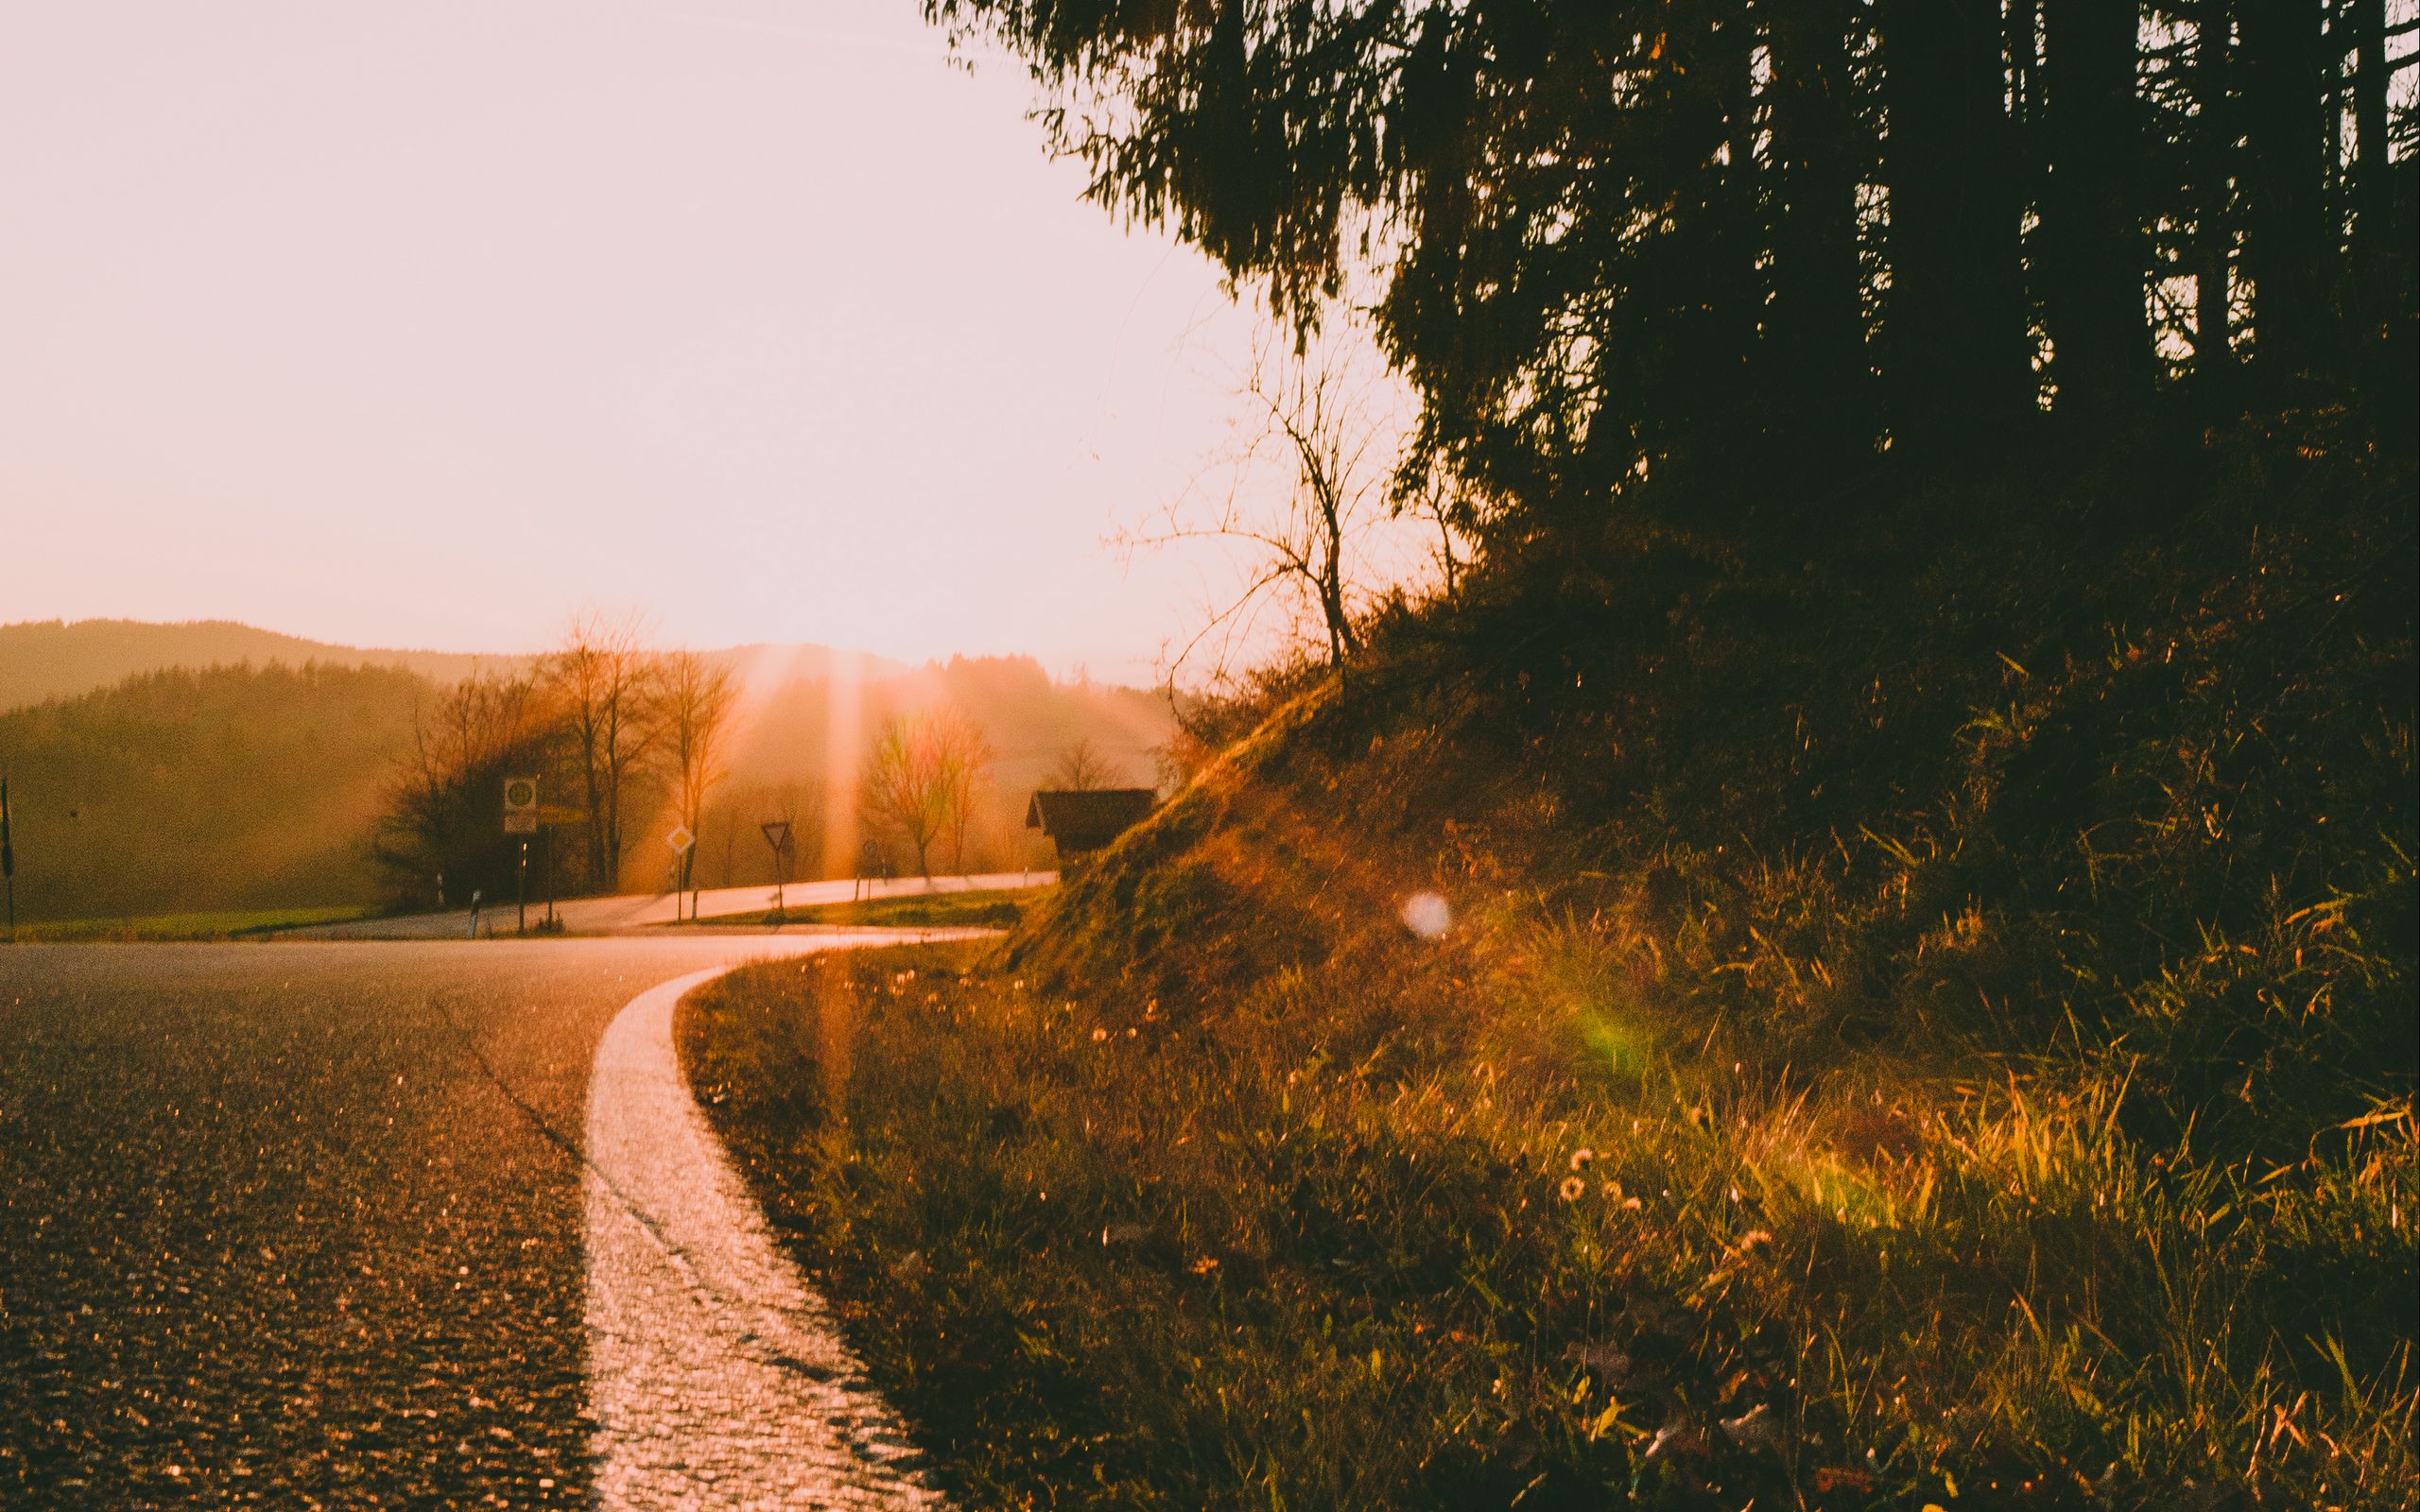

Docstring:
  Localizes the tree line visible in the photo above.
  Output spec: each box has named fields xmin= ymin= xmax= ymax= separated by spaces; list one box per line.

xmin=373 ymin=614 xmax=1010 ymax=908
xmin=933 ymin=0 xmax=2415 ymax=540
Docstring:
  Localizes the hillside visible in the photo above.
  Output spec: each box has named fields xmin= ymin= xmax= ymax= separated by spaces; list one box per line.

xmin=0 ymin=619 xmax=923 ymax=714
xmin=684 ymin=439 xmax=2417 ymax=1509
xmin=0 ymin=619 xmax=518 ymax=713
xmin=0 ymin=663 xmax=428 ymax=922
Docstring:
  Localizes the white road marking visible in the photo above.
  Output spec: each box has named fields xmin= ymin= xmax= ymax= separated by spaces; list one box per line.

xmin=583 ymin=958 xmax=950 ymax=1509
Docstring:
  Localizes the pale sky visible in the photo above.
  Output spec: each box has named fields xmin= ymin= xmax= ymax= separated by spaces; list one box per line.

xmin=0 ymin=0 xmax=1293 ymax=681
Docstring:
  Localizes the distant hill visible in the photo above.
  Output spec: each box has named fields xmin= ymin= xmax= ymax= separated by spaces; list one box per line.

xmin=0 ymin=619 xmax=520 ymax=712
xmin=0 ymin=619 xmax=911 ymax=713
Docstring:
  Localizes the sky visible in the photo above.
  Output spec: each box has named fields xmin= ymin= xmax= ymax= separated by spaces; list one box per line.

xmin=0 ymin=0 xmax=1307 ymax=682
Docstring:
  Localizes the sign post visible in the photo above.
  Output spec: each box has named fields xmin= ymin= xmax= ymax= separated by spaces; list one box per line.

xmin=666 ymin=824 xmax=697 ymax=920
xmin=2 ymin=777 xmax=15 ymax=940
xmin=759 ymin=820 xmax=794 ymax=926
xmin=503 ymin=777 xmax=540 ymax=935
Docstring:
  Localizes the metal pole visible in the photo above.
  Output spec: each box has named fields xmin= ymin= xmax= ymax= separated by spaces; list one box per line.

xmin=518 ymin=840 xmax=527 ymax=935
xmin=3 ymin=776 xmax=16 ymax=940
xmin=545 ymin=825 xmax=557 ymax=928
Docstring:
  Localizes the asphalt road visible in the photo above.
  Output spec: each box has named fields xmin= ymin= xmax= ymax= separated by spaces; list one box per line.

xmin=0 ymin=935 xmax=925 ymax=1508
xmin=287 ymin=871 xmax=1054 ymax=939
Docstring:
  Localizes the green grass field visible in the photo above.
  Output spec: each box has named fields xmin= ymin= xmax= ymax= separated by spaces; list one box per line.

xmin=8 ymin=903 xmax=378 ymax=942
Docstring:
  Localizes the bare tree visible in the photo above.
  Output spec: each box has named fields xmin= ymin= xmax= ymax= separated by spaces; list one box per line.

xmin=1394 ymin=480 xmax=1474 ymax=609
xmin=544 ymin=611 xmax=659 ymax=893
xmin=661 ymin=648 xmax=738 ymax=918
xmin=860 ymin=709 xmax=986 ymax=879
xmin=938 ymin=710 xmax=992 ymax=874
xmin=1125 ymin=331 xmax=1393 ymax=685
xmin=374 ymin=670 xmax=556 ymax=907
xmin=1050 ymin=735 xmax=1115 ymax=791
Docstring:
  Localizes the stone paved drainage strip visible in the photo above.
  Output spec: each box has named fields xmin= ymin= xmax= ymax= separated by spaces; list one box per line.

xmin=583 ymin=963 xmax=947 ymax=1510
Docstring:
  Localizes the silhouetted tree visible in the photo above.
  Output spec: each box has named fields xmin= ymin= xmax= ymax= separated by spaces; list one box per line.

xmin=545 ymin=612 xmax=658 ymax=891
xmin=661 ymin=647 xmax=738 ymax=917
xmin=926 ymin=0 xmax=2413 ymax=537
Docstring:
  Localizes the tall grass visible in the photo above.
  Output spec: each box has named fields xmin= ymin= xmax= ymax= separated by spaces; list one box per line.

xmin=689 ymin=929 xmax=2413 ymax=1508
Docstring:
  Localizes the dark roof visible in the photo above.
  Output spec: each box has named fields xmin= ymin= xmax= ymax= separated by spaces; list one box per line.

xmin=1026 ymin=788 xmax=1156 ymax=852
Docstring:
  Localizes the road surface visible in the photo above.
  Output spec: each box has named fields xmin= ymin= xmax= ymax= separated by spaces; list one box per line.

xmin=0 ymin=933 xmax=959 ymax=1507
xmin=286 ymin=870 xmax=1056 ymax=939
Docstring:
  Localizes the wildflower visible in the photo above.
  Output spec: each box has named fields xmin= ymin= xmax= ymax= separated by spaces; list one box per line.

xmin=1622 ymin=1196 xmax=1643 ymax=1211
xmin=1568 ymin=1147 xmax=1595 ymax=1172
xmin=1559 ymin=1176 xmax=1588 ymax=1201
xmin=1188 ymin=1256 xmax=1220 ymax=1276
xmin=1091 ymin=1027 xmax=1110 ymax=1042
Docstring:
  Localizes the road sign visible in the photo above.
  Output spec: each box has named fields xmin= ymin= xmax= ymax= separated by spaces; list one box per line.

xmin=503 ymin=776 xmax=539 ymax=834
xmin=759 ymin=820 xmax=795 ymax=923
xmin=666 ymin=824 xmax=696 ymax=855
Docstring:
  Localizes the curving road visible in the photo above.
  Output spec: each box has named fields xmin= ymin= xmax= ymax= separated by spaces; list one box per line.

xmin=0 ymin=935 xmax=948 ymax=1508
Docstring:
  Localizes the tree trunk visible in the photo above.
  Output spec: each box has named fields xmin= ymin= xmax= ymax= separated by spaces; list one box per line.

xmin=579 ymin=729 xmax=606 ymax=886
xmin=1765 ymin=0 xmax=1876 ymax=467
xmin=2348 ymin=0 xmax=2413 ymax=417
xmin=2040 ymin=0 xmax=2150 ymax=419
xmin=1880 ymin=0 xmax=2032 ymax=461
xmin=2237 ymin=0 xmax=2328 ymax=381
xmin=2192 ymin=2 xmax=2236 ymax=399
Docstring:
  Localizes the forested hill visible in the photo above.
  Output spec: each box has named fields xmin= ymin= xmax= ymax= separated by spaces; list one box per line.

xmin=0 ymin=663 xmax=426 ymax=921
xmin=0 ymin=619 xmax=917 ymax=713
xmin=0 ymin=619 xmax=520 ymax=713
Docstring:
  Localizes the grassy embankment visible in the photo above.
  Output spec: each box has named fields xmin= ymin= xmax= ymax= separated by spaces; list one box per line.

xmin=684 ymin=443 xmax=2416 ymax=1510
xmin=667 ymin=888 xmax=1031 ymax=931
xmin=8 ymin=904 xmax=377 ymax=942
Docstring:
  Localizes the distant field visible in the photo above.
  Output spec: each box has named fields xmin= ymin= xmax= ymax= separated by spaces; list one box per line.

xmin=670 ymin=888 xmax=1028 ymax=931
xmin=9 ymin=904 xmax=379 ymax=943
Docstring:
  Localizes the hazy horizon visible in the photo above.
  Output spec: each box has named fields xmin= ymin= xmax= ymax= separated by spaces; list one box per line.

xmin=1 ymin=0 xmax=1284 ymax=683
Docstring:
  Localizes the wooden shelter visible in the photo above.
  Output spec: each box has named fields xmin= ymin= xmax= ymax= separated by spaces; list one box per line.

xmin=1026 ymin=788 xmax=1156 ymax=857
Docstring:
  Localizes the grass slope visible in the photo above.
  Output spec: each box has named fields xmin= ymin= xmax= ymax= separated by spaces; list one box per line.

xmin=688 ymin=442 xmax=2416 ymax=1510
xmin=9 ymin=904 xmax=377 ymax=942
xmin=666 ymin=888 xmax=1031 ymax=931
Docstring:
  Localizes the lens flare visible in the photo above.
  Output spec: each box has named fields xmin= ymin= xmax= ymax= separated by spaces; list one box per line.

xmin=1399 ymin=891 xmax=1450 ymax=939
